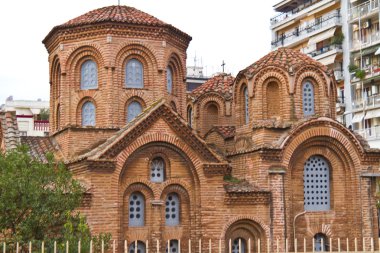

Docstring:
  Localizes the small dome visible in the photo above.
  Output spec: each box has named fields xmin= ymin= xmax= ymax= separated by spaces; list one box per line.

xmin=191 ymin=73 xmax=234 ymax=99
xmin=237 ymin=48 xmax=330 ymax=80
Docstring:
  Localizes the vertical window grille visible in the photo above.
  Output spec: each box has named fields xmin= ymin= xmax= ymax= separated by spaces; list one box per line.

xmin=126 ymin=59 xmax=143 ymax=88
xmin=82 ymin=101 xmax=96 ymax=126
xmin=165 ymin=193 xmax=179 ymax=226
xmin=187 ymin=107 xmax=193 ymax=127
xmin=128 ymin=192 xmax=144 ymax=227
xmin=232 ymin=238 xmax=246 ymax=253
xmin=167 ymin=67 xmax=173 ymax=93
xmin=127 ymin=101 xmax=143 ymax=122
xmin=303 ymin=155 xmax=330 ymax=211
xmin=165 ymin=240 xmax=179 ymax=253
xmin=302 ymin=81 xmax=315 ymax=116
xmin=129 ymin=241 xmax=146 ymax=253
xmin=150 ymin=157 xmax=165 ymax=183
xmin=80 ymin=60 xmax=98 ymax=90
xmin=244 ymin=87 xmax=249 ymax=124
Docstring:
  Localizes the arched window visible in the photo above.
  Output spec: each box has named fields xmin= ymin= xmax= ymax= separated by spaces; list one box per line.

xmin=203 ymin=102 xmax=219 ymax=132
xmin=129 ymin=241 xmax=146 ymax=253
xmin=80 ymin=60 xmax=98 ymax=90
xmin=302 ymin=81 xmax=315 ymax=116
xmin=127 ymin=101 xmax=143 ymax=123
xmin=165 ymin=240 xmax=179 ymax=253
xmin=267 ymin=81 xmax=280 ymax=118
xmin=82 ymin=101 xmax=96 ymax=126
xmin=150 ymin=157 xmax=165 ymax=183
xmin=244 ymin=87 xmax=249 ymax=124
xmin=56 ymin=104 xmax=60 ymax=130
xmin=314 ymin=233 xmax=329 ymax=252
xmin=165 ymin=193 xmax=179 ymax=226
xmin=232 ymin=238 xmax=246 ymax=253
xmin=304 ymin=155 xmax=330 ymax=211
xmin=126 ymin=59 xmax=143 ymax=88
xmin=187 ymin=106 xmax=193 ymax=127
xmin=128 ymin=192 xmax=145 ymax=227
xmin=167 ymin=67 xmax=173 ymax=94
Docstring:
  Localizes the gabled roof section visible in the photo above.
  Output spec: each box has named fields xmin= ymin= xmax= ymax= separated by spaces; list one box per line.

xmin=43 ymin=5 xmax=191 ymax=44
xmin=236 ymin=48 xmax=330 ymax=81
xmin=21 ymin=136 xmax=63 ymax=163
xmin=72 ymin=99 xmax=225 ymax=163
xmin=0 ymin=111 xmax=20 ymax=151
xmin=205 ymin=126 xmax=236 ymax=140
xmin=190 ymin=73 xmax=234 ymax=100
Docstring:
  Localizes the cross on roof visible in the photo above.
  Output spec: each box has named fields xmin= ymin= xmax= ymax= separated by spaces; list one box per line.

xmin=221 ymin=60 xmax=226 ymax=73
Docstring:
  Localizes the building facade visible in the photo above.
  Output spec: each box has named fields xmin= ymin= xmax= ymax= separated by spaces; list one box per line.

xmin=1 ymin=5 xmax=380 ymax=252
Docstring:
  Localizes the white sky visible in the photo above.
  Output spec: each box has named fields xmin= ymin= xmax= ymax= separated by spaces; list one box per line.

xmin=0 ymin=0 xmax=277 ymax=104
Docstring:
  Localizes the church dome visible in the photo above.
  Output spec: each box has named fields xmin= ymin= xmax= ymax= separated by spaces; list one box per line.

xmin=190 ymin=73 xmax=234 ymax=100
xmin=236 ymin=48 xmax=330 ymax=80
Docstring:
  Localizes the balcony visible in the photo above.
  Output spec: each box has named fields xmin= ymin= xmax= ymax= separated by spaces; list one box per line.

xmin=308 ymin=43 xmax=343 ymax=57
xmin=270 ymin=0 xmax=330 ymax=26
xmin=348 ymin=0 xmax=379 ymax=22
xmin=351 ymin=33 xmax=380 ymax=51
xmin=355 ymin=125 xmax=380 ymax=140
xmin=352 ymin=93 xmax=380 ymax=110
xmin=334 ymin=69 xmax=344 ymax=81
xmin=350 ymin=65 xmax=380 ymax=82
xmin=271 ymin=13 xmax=342 ymax=49
xmin=33 ymin=120 xmax=49 ymax=132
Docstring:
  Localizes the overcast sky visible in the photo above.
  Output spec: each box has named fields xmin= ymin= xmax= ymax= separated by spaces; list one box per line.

xmin=0 ymin=0 xmax=277 ymax=103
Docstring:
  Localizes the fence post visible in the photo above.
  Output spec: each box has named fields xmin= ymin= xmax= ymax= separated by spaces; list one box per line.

xmin=78 ymin=240 xmax=81 ymax=253
xmin=229 ymin=239 xmax=232 ymax=253
xmin=321 ymin=238 xmax=324 ymax=252
xmin=354 ymin=238 xmax=357 ymax=253
xmin=147 ymin=240 xmax=149 ymax=253
xmin=347 ymin=238 xmax=349 ymax=252
xmin=267 ymin=238 xmax=270 ymax=253
xmin=312 ymin=238 xmax=315 ymax=253
xmin=189 ymin=239 xmax=191 ymax=253
xmin=54 ymin=241 xmax=57 ymax=253
xmin=209 ymin=239 xmax=211 ymax=253
xmin=276 ymin=238 xmax=279 ymax=253
xmin=219 ymin=239 xmax=221 ymax=253
xmin=168 ymin=240 xmax=170 ymax=253
xmin=157 ymin=239 xmax=160 ymax=253
xmin=199 ymin=239 xmax=202 ymax=253
xmin=16 ymin=242 xmax=19 ymax=253
xmin=2 ymin=242 xmax=5 ymax=253
xmin=135 ymin=240 xmax=138 ymax=253
xmin=304 ymin=238 xmax=306 ymax=253
xmin=329 ymin=238 xmax=332 ymax=253
xmin=102 ymin=240 xmax=105 ymax=253
xmin=90 ymin=240 xmax=93 ymax=253
xmin=338 ymin=238 xmax=341 ymax=252
xmin=364 ymin=238 xmax=366 ymax=252
xmin=125 ymin=240 xmax=128 ymax=253
xmin=29 ymin=241 xmax=32 ymax=253
xmin=286 ymin=238 xmax=288 ymax=253
xmin=66 ymin=241 xmax=69 ymax=253
xmin=179 ymin=239 xmax=181 ymax=253
xmin=239 ymin=238 xmax=242 ymax=253
xmin=248 ymin=238 xmax=251 ymax=253
xmin=41 ymin=241 xmax=45 ymax=253
xmin=372 ymin=237 xmax=374 ymax=252
xmin=113 ymin=240 xmax=116 ymax=253
xmin=295 ymin=238 xmax=297 ymax=253
xmin=258 ymin=238 xmax=261 ymax=253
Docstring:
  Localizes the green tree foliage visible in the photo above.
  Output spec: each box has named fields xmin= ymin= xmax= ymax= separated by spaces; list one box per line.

xmin=0 ymin=145 xmax=111 ymax=251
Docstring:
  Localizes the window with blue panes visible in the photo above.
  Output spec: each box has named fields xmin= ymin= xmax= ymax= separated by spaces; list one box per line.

xmin=303 ymin=155 xmax=330 ymax=211
xmin=128 ymin=192 xmax=144 ymax=227
xmin=167 ymin=67 xmax=173 ymax=93
xmin=126 ymin=59 xmax=143 ymax=88
xmin=244 ymin=87 xmax=249 ymax=124
xmin=150 ymin=157 xmax=165 ymax=183
xmin=165 ymin=240 xmax=179 ymax=253
xmin=165 ymin=193 xmax=179 ymax=226
xmin=232 ymin=238 xmax=246 ymax=253
xmin=80 ymin=60 xmax=98 ymax=90
xmin=129 ymin=241 xmax=146 ymax=253
xmin=82 ymin=101 xmax=96 ymax=126
xmin=127 ymin=101 xmax=143 ymax=123
xmin=314 ymin=233 xmax=329 ymax=252
xmin=302 ymin=81 xmax=315 ymax=116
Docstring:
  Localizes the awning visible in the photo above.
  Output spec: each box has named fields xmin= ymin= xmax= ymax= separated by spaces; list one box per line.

xmin=30 ymin=108 xmax=41 ymax=115
xmin=308 ymin=28 xmax=336 ymax=46
xmin=364 ymin=110 xmax=380 ymax=119
xmin=318 ymin=54 xmax=336 ymax=66
xmin=375 ymin=47 xmax=380 ymax=55
xmin=352 ymin=112 xmax=365 ymax=123
xmin=362 ymin=46 xmax=378 ymax=56
xmin=15 ymin=108 xmax=32 ymax=116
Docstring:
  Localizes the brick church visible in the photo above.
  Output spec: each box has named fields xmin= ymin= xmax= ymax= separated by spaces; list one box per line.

xmin=2 ymin=5 xmax=380 ymax=252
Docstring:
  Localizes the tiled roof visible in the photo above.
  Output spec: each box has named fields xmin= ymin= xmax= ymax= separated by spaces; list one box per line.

xmin=21 ymin=136 xmax=63 ymax=163
xmin=44 ymin=5 xmax=191 ymax=42
xmin=191 ymin=73 xmax=234 ymax=99
xmin=238 ymin=48 xmax=329 ymax=79
xmin=0 ymin=111 xmax=20 ymax=151
xmin=206 ymin=126 xmax=236 ymax=140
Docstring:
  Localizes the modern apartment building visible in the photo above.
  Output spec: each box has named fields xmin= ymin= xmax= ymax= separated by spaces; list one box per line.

xmin=271 ymin=0 xmax=380 ymax=148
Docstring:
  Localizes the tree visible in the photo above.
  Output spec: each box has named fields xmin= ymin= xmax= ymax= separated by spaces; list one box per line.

xmin=0 ymin=145 xmax=111 ymax=251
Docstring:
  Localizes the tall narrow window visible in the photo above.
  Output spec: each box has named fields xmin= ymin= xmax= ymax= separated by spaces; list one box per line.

xmin=267 ymin=81 xmax=280 ymax=118
xmin=126 ymin=59 xmax=143 ymax=88
xmin=187 ymin=106 xmax=193 ymax=127
xmin=127 ymin=101 xmax=143 ymax=122
xmin=150 ymin=157 xmax=165 ymax=183
xmin=303 ymin=81 xmax=315 ymax=116
xmin=167 ymin=67 xmax=173 ymax=93
xmin=314 ymin=233 xmax=329 ymax=252
xmin=129 ymin=241 xmax=146 ymax=253
xmin=304 ymin=155 xmax=330 ymax=211
xmin=244 ymin=87 xmax=249 ymax=124
xmin=82 ymin=101 xmax=96 ymax=126
xmin=165 ymin=240 xmax=179 ymax=253
xmin=129 ymin=192 xmax=145 ymax=227
xmin=56 ymin=104 xmax=60 ymax=130
xmin=165 ymin=193 xmax=179 ymax=226
xmin=80 ymin=60 xmax=98 ymax=90
xmin=232 ymin=238 xmax=246 ymax=253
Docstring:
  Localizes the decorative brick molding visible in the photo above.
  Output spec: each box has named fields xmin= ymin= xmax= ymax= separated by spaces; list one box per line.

xmin=224 ymin=192 xmax=271 ymax=205
xmin=203 ymin=164 xmax=231 ymax=177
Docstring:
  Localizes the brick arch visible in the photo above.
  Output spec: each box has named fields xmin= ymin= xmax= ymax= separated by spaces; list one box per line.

xmin=165 ymin=50 xmax=185 ymax=79
xmin=220 ymin=216 xmax=270 ymax=240
xmin=113 ymin=41 xmax=159 ymax=69
xmin=122 ymin=182 xmax=155 ymax=200
xmin=166 ymin=51 xmax=185 ymax=97
xmin=252 ymin=67 xmax=289 ymax=98
xmin=196 ymin=94 xmax=226 ymax=119
xmin=263 ymin=77 xmax=282 ymax=120
xmin=147 ymin=150 xmax=172 ymax=182
xmin=281 ymin=119 xmax=365 ymax=167
xmin=123 ymin=96 xmax=146 ymax=125
xmin=235 ymin=81 xmax=249 ymax=126
xmin=294 ymin=66 xmax=329 ymax=97
xmin=120 ymin=179 xmax=159 ymax=199
xmin=115 ymin=136 xmax=205 ymax=186
xmin=114 ymin=42 xmax=159 ymax=90
xmin=64 ymin=44 xmax=105 ymax=72
xmin=160 ymin=183 xmax=191 ymax=203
